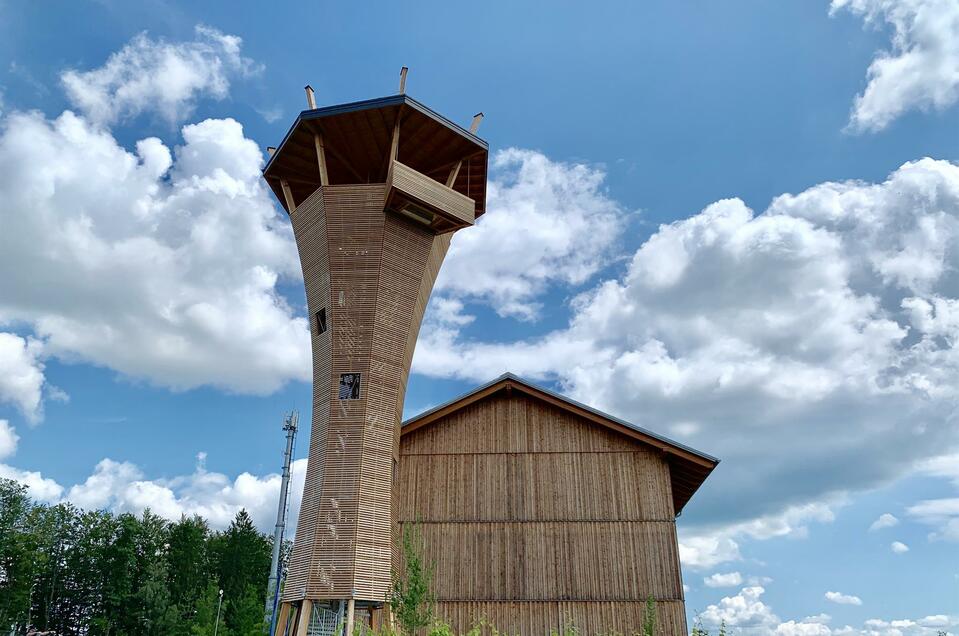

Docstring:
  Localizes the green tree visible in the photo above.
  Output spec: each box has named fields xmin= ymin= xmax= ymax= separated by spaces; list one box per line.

xmin=190 ymin=582 xmax=225 ymax=636
xmin=231 ymin=584 xmax=267 ymax=636
xmin=390 ymin=523 xmax=435 ymax=635
xmin=215 ymin=510 xmax=271 ymax=634
xmin=94 ymin=512 xmax=139 ymax=635
xmin=168 ymin=515 xmax=212 ymax=633
xmin=29 ymin=502 xmax=79 ymax=632
xmin=138 ymin=555 xmax=178 ymax=636
xmin=0 ymin=479 xmax=36 ymax=632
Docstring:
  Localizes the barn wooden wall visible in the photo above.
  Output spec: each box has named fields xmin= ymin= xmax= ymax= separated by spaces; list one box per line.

xmin=398 ymin=393 xmax=688 ymax=635
xmin=283 ymin=184 xmax=451 ymax=603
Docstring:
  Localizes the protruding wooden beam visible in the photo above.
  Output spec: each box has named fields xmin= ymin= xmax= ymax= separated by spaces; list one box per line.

xmin=280 ymin=179 xmax=296 ymax=212
xmin=313 ymin=133 xmax=329 ymax=186
xmin=389 ymin=116 xmax=401 ymax=162
xmin=304 ymin=85 xmax=317 ymax=110
xmin=306 ymin=121 xmax=364 ymax=182
xmin=470 ymin=112 xmax=484 ymax=134
xmin=267 ymin=146 xmax=276 ymax=157
xmin=398 ymin=66 xmax=408 ymax=94
xmin=445 ymin=160 xmax=462 ymax=187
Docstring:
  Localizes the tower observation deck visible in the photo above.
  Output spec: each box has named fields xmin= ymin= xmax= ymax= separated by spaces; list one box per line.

xmin=263 ymin=77 xmax=488 ymax=634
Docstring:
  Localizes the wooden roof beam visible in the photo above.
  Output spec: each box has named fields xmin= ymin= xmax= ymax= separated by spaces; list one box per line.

xmin=280 ymin=179 xmax=296 ymax=213
xmin=313 ymin=132 xmax=329 ymax=186
xmin=305 ymin=121 xmax=365 ymax=183
xmin=446 ymin=113 xmax=484 ymax=186
xmin=470 ymin=112 xmax=484 ymax=134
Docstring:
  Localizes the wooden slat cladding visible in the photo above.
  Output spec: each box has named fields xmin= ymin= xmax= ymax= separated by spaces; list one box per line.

xmin=396 ymin=451 xmax=672 ymax=522
xmin=283 ymin=187 xmax=331 ymax=601
xmin=282 ymin=184 xmax=452 ymax=603
xmin=404 ymin=522 xmax=683 ymax=601
xmin=388 ymin=160 xmax=475 ymax=227
xmin=435 ymin=601 xmax=687 ymax=636
xmin=402 ymin=394 xmax=643 ymax=455
xmin=397 ymin=392 xmax=689 ymax=634
xmin=353 ymin=209 xmax=435 ymax=600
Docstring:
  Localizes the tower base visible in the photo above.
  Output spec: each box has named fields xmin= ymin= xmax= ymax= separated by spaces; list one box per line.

xmin=275 ymin=600 xmax=388 ymax=636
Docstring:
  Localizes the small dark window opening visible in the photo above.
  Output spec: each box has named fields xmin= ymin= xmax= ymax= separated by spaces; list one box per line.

xmin=338 ymin=373 xmax=361 ymax=400
xmin=315 ymin=308 xmax=327 ymax=335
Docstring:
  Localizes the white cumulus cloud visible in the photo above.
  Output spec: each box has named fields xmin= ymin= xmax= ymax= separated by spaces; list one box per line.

xmin=704 ymin=571 xmax=744 ymax=588
xmin=63 ymin=455 xmax=307 ymax=531
xmin=415 ymin=158 xmax=959 ymax=537
xmin=0 ymin=420 xmax=19 ymax=460
xmin=869 ymin=512 xmax=900 ymax=531
xmin=826 ymin=591 xmax=863 ymax=606
xmin=699 ymin=586 xmax=780 ymax=634
xmin=0 ymin=110 xmax=309 ymax=399
xmin=891 ymin=540 xmax=910 ymax=553
xmin=2 ymin=451 xmax=306 ymax=532
xmin=436 ymin=148 xmax=628 ymax=321
xmin=0 ymin=334 xmax=45 ymax=421
xmin=61 ymin=26 xmax=258 ymax=126
xmin=831 ymin=0 xmax=959 ymax=132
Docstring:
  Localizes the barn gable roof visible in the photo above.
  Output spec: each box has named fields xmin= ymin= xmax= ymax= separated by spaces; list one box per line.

xmin=402 ymin=372 xmax=719 ymax=516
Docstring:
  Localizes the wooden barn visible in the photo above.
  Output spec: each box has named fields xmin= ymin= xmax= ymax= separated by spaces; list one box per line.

xmin=396 ymin=373 xmax=718 ymax=635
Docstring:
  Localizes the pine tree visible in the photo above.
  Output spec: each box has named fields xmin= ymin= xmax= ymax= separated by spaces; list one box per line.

xmin=215 ymin=510 xmax=271 ymax=635
xmin=168 ymin=515 xmax=212 ymax=634
xmin=230 ymin=585 xmax=268 ymax=636
xmin=139 ymin=556 xmax=178 ymax=636
xmin=95 ymin=512 xmax=139 ymax=635
xmin=190 ymin=582 xmax=224 ymax=636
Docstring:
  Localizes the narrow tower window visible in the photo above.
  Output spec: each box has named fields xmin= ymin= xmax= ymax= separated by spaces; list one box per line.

xmin=315 ymin=308 xmax=327 ymax=334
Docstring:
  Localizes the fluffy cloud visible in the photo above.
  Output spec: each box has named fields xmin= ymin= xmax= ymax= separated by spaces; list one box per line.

xmin=775 ymin=621 xmax=833 ymax=636
xmin=891 ymin=540 xmax=910 ymax=553
xmin=696 ymin=586 xmax=955 ymax=636
xmin=63 ymin=455 xmax=307 ymax=531
xmin=0 ymin=333 xmax=45 ymax=421
xmin=61 ymin=26 xmax=258 ymax=126
xmin=0 ymin=110 xmax=309 ymax=400
xmin=831 ymin=0 xmax=959 ymax=132
xmin=0 ymin=420 xmax=18 ymax=460
xmin=704 ymin=571 xmax=744 ymax=588
xmin=416 ymin=159 xmax=959 ymax=533
xmin=869 ymin=512 xmax=900 ymax=531
xmin=436 ymin=148 xmax=628 ymax=320
xmin=826 ymin=591 xmax=863 ymax=606
xmin=0 ymin=421 xmax=63 ymax=503
xmin=861 ymin=615 xmax=959 ymax=636
xmin=699 ymin=586 xmax=780 ymax=634
xmin=680 ymin=501 xmax=839 ymax=569
xmin=3 ymin=451 xmax=306 ymax=532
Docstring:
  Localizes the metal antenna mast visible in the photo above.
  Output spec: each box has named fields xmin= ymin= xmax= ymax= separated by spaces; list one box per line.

xmin=265 ymin=410 xmax=298 ymax=634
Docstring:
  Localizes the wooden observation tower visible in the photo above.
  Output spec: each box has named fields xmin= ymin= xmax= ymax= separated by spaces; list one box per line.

xmin=262 ymin=71 xmax=488 ymax=635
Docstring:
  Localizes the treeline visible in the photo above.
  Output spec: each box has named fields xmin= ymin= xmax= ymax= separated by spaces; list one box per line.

xmin=0 ymin=478 xmax=278 ymax=636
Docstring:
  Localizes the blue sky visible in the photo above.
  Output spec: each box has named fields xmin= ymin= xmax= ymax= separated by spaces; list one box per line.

xmin=1 ymin=1 xmax=958 ymax=633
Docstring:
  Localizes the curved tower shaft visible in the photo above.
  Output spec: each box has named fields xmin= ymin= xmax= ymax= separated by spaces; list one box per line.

xmin=262 ymin=83 xmax=488 ymax=634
